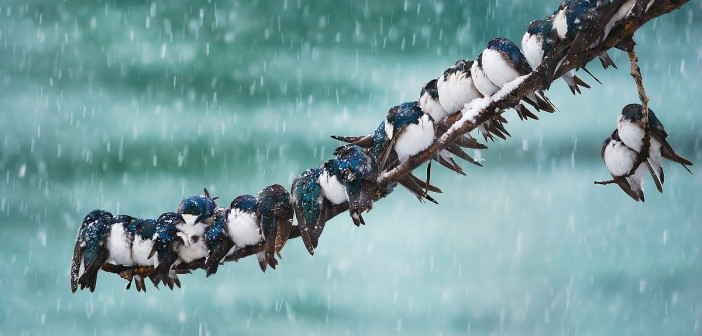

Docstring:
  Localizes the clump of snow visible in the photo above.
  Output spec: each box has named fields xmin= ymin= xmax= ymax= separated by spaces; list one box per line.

xmin=492 ymin=75 xmax=529 ymax=102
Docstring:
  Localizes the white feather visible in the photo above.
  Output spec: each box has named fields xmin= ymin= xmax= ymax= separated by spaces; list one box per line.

xmin=604 ymin=138 xmax=646 ymax=194
xmin=481 ymin=48 xmax=521 ymax=88
xmin=419 ymin=90 xmax=449 ymax=121
xmin=181 ymin=214 xmax=198 ymax=226
xmin=227 ymin=209 xmax=261 ymax=249
xmin=553 ymin=10 xmax=568 ymax=40
xmin=604 ymin=0 xmax=636 ymax=39
xmin=107 ymin=224 xmax=133 ymax=266
xmin=471 ymin=60 xmax=500 ymax=97
xmin=521 ymin=32 xmax=544 ymax=69
xmin=131 ymin=237 xmax=155 ymax=266
xmin=394 ymin=114 xmax=435 ymax=163
xmin=617 ymin=115 xmax=664 ymax=178
xmin=437 ymin=70 xmax=482 ymax=115
xmin=175 ymin=220 xmax=209 ymax=263
xmin=319 ymin=171 xmax=348 ymax=205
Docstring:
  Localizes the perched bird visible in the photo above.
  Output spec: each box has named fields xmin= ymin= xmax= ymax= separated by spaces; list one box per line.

xmin=205 ymin=195 xmax=264 ymax=277
xmin=321 ymin=145 xmax=378 ymax=226
xmin=436 ymin=60 xmax=484 ymax=116
xmin=332 ymin=119 xmax=442 ymax=204
xmin=256 ymin=184 xmax=294 ymax=271
xmin=429 ymin=62 xmax=509 ymax=143
xmin=419 ymin=79 xmax=450 ymax=122
xmin=522 ymin=19 xmax=591 ymax=94
xmin=148 ymin=212 xmax=181 ymax=290
xmin=616 ymin=104 xmax=693 ymax=183
xmin=292 ymin=168 xmax=332 ymax=255
xmin=381 ymin=101 xmax=436 ymax=166
xmin=476 ymin=37 xmax=556 ymax=120
xmin=151 ymin=190 xmax=217 ymax=284
xmin=71 ymin=210 xmax=114 ymax=293
xmin=127 ymin=217 xmax=159 ymax=292
xmin=552 ymin=0 xmax=620 ymax=70
xmin=601 ymin=129 xmax=661 ymax=201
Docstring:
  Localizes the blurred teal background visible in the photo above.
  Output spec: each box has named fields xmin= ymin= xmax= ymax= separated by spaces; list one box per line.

xmin=1 ymin=0 xmax=701 ymax=334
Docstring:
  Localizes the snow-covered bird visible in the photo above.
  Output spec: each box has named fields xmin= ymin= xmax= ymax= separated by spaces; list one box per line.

xmin=256 ymin=184 xmax=294 ymax=272
xmin=418 ymin=79 xmax=487 ymax=168
xmin=331 ymin=117 xmax=442 ymax=204
xmin=205 ymin=195 xmax=264 ymax=277
xmin=601 ymin=129 xmax=661 ymax=202
xmin=616 ymin=103 xmax=693 ymax=183
xmin=70 ymin=210 xmax=114 ymax=293
xmin=151 ymin=190 xmax=217 ymax=284
xmin=148 ymin=212 xmax=182 ymax=290
xmin=323 ymin=145 xmax=378 ymax=225
xmin=522 ymin=19 xmax=591 ymax=94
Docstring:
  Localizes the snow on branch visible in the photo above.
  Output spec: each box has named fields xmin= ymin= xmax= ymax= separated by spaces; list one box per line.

xmin=89 ymin=0 xmax=691 ymax=289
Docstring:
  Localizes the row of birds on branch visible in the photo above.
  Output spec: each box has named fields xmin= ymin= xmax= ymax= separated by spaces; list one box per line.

xmin=600 ymin=104 xmax=692 ymax=202
xmin=70 ymin=0 xmax=668 ymax=292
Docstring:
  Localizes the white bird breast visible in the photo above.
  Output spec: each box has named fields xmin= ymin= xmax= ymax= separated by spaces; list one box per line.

xmin=437 ymin=71 xmax=482 ymax=114
xmin=107 ymin=224 xmax=134 ymax=266
xmin=616 ymin=116 xmax=664 ymax=173
xmin=419 ymin=91 xmax=448 ymax=122
xmin=181 ymin=214 xmax=198 ymax=226
xmin=319 ymin=171 xmax=348 ymax=205
xmin=471 ymin=60 xmax=500 ymax=97
xmin=521 ymin=33 xmax=544 ymax=69
xmin=604 ymin=139 xmax=637 ymax=177
xmin=227 ymin=209 xmax=261 ymax=249
xmin=481 ymin=49 xmax=522 ymax=88
xmin=394 ymin=114 xmax=435 ymax=163
xmin=553 ymin=10 xmax=568 ymax=40
xmin=131 ymin=237 xmax=155 ymax=266
xmin=176 ymin=234 xmax=209 ymax=263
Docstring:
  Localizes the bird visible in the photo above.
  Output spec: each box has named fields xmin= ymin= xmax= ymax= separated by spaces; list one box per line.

xmin=321 ymin=145 xmax=378 ymax=226
xmin=256 ymin=184 xmax=294 ymax=272
xmin=332 ymin=118 xmax=442 ymax=204
xmin=436 ymin=60 xmax=484 ymax=116
xmin=477 ymin=37 xmax=556 ymax=120
xmin=616 ymin=103 xmax=693 ymax=183
xmin=148 ymin=212 xmax=182 ymax=290
xmin=418 ymin=81 xmax=487 ymax=169
xmin=75 ymin=213 xmax=137 ymax=292
xmin=127 ymin=217 xmax=160 ymax=292
xmin=381 ymin=101 xmax=436 ymax=166
xmin=522 ymin=18 xmax=591 ymax=94
xmin=151 ymin=189 xmax=217 ymax=285
xmin=292 ymin=168 xmax=331 ymax=255
xmin=429 ymin=62 xmax=509 ymax=143
xmin=601 ymin=129 xmax=661 ymax=201
xmin=205 ymin=195 xmax=264 ymax=277
xmin=552 ymin=0 xmax=620 ymax=71
xmin=70 ymin=209 xmax=114 ymax=293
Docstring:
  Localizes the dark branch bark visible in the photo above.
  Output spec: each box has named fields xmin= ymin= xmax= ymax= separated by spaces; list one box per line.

xmin=100 ymin=0 xmax=691 ymax=280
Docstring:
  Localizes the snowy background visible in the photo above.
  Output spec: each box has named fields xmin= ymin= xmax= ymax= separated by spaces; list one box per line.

xmin=1 ymin=0 xmax=701 ymax=334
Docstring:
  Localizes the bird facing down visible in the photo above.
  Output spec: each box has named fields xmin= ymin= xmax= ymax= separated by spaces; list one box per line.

xmin=71 ymin=210 xmax=114 ymax=293
xmin=256 ymin=184 xmax=294 ymax=272
xmin=616 ymin=103 xmax=693 ymax=184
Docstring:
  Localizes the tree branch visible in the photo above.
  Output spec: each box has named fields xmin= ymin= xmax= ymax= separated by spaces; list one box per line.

xmin=99 ymin=0 xmax=691 ymax=281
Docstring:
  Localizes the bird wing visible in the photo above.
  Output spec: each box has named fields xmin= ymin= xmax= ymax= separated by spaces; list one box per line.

xmin=70 ymin=240 xmax=84 ymax=293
